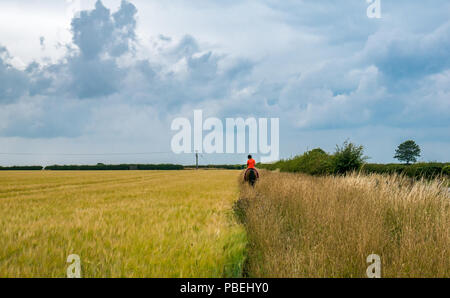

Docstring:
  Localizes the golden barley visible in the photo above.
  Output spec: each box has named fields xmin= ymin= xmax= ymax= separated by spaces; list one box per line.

xmin=0 ymin=170 xmax=246 ymax=278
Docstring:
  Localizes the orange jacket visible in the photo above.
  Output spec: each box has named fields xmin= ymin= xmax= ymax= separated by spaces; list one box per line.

xmin=247 ymin=158 xmax=256 ymax=169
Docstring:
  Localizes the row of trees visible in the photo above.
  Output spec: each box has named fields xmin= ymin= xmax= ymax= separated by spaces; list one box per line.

xmin=44 ymin=164 xmax=184 ymax=171
xmin=0 ymin=164 xmax=184 ymax=171
xmin=0 ymin=164 xmax=246 ymax=171
xmin=0 ymin=166 xmax=43 ymax=171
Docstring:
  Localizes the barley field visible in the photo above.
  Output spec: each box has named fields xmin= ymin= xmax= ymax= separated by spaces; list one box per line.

xmin=0 ymin=170 xmax=246 ymax=278
xmin=238 ymin=171 xmax=450 ymax=278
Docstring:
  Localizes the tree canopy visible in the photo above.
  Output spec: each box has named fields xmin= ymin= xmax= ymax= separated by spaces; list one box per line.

xmin=394 ymin=140 xmax=421 ymax=164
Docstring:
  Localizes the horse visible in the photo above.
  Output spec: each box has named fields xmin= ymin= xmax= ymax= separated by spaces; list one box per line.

xmin=244 ymin=168 xmax=259 ymax=186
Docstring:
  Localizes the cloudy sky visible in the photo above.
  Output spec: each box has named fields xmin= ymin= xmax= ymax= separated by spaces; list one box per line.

xmin=0 ymin=0 xmax=449 ymax=166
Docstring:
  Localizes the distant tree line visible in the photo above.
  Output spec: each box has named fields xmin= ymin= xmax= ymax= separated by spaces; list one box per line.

xmin=0 ymin=163 xmax=246 ymax=171
xmin=43 ymin=164 xmax=184 ymax=171
xmin=0 ymin=166 xmax=44 ymax=171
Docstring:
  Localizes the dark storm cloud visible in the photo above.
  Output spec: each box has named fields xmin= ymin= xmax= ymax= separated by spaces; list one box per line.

xmin=70 ymin=0 xmax=137 ymax=59
xmin=0 ymin=46 xmax=29 ymax=103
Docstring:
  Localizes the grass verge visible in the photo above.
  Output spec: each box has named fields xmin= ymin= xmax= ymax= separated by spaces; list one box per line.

xmin=238 ymin=171 xmax=449 ymax=277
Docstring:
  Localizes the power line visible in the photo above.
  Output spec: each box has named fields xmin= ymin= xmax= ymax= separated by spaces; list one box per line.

xmin=0 ymin=152 xmax=174 ymax=156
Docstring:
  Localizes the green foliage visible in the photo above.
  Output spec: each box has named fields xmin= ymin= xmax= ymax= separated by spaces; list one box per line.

xmin=278 ymin=155 xmax=303 ymax=173
xmin=404 ymin=163 xmax=443 ymax=178
xmin=259 ymin=142 xmax=367 ymax=175
xmin=362 ymin=163 xmax=449 ymax=179
xmin=394 ymin=140 xmax=421 ymax=164
xmin=331 ymin=141 xmax=367 ymax=174
xmin=136 ymin=164 xmax=185 ymax=170
xmin=295 ymin=148 xmax=333 ymax=175
xmin=443 ymin=165 xmax=450 ymax=176
xmin=259 ymin=148 xmax=333 ymax=175
xmin=259 ymin=139 xmax=449 ymax=180
xmin=361 ymin=163 xmax=406 ymax=175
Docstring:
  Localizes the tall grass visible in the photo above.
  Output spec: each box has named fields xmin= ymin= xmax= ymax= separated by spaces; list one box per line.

xmin=238 ymin=171 xmax=449 ymax=277
xmin=0 ymin=170 xmax=246 ymax=277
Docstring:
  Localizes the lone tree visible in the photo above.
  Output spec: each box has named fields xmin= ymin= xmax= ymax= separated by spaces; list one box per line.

xmin=394 ymin=140 xmax=421 ymax=164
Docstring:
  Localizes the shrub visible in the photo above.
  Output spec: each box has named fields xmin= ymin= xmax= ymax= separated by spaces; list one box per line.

xmin=279 ymin=155 xmax=303 ymax=173
xmin=296 ymin=148 xmax=333 ymax=175
xmin=331 ymin=141 xmax=367 ymax=174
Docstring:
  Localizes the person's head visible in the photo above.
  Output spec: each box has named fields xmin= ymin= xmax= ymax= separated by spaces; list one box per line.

xmin=248 ymin=155 xmax=252 ymax=160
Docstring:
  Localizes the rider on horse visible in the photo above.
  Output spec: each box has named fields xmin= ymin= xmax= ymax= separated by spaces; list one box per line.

xmin=244 ymin=155 xmax=259 ymax=185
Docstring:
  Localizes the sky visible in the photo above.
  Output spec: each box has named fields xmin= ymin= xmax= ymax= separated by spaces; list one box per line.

xmin=0 ymin=0 xmax=449 ymax=166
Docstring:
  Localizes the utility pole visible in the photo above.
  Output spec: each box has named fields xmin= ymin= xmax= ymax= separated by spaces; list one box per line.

xmin=195 ymin=151 xmax=199 ymax=170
